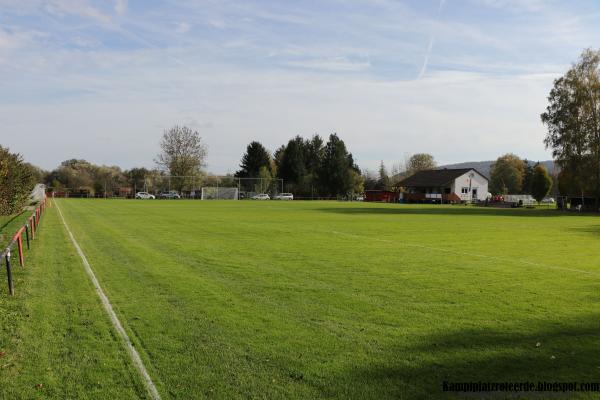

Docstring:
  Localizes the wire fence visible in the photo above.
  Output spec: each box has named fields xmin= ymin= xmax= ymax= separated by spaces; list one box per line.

xmin=0 ymin=196 xmax=48 ymax=296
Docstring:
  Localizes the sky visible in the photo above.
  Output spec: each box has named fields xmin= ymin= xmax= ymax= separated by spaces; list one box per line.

xmin=1 ymin=0 xmax=600 ymax=174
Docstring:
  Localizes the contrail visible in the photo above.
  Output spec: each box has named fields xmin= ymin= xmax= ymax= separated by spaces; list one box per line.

xmin=418 ymin=0 xmax=446 ymax=79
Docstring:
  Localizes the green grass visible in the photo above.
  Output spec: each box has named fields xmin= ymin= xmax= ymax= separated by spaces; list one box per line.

xmin=2 ymin=199 xmax=600 ymax=398
xmin=0 ymin=204 xmax=148 ymax=399
xmin=0 ymin=211 xmax=29 ymax=250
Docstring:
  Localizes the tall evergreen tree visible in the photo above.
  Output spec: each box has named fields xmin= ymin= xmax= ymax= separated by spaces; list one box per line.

xmin=318 ymin=134 xmax=353 ymax=196
xmin=303 ymin=135 xmax=324 ymax=196
xmin=279 ymin=136 xmax=307 ymax=189
xmin=304 ymin=135 xmax=324 ymax=175
xmin=236 ymin=141 xmax=272 ymax=178
xmin=377 ymin=160 xmax=390 ymax=190
xmin=273 ymin=145 xmax=286 ymax=171
xmin=347 ymin=153 xmax=360 ymax=173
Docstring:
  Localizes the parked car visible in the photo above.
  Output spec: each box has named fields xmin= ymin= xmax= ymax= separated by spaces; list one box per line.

xmin=160 ymin=191 xmax=181 ymax=199
xmin=273 ymin=193 xmax=294 ymax=200
xmin=541 ymin=197 xmax=555 ymax=204
xmin=135 ymin=192 xmax=155 ymax=199
xmin=251 ymin=193 xmax=270 ymax=200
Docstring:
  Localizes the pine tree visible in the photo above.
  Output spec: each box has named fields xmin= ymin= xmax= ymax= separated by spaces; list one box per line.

xmin=236 ymin=141 xmax=272 ymax=178
xmin=279 ymin=136 xmax=307 ymax=189
xmin=318 ymin=134 xmax=353 ymax=197
xmin=377 ymin=160 xmax=390 ymax=190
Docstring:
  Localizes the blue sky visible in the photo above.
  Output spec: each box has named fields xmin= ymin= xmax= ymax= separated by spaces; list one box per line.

xmin=1 ymin=0 xmax=599 ymax=173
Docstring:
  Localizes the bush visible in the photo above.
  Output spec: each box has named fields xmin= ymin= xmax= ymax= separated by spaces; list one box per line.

xmin=0 ymin=146 xmax=35 ymax=215
xmin=531 ymin=164 xmax=553 ymax=203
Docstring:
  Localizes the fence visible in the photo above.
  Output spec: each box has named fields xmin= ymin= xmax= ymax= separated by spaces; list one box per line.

xmin=0 ymin=196 xmax=48 ymax=296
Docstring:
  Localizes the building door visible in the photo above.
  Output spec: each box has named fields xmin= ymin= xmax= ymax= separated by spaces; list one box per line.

xmin=472 ymin=188 xmax=478 ymax=200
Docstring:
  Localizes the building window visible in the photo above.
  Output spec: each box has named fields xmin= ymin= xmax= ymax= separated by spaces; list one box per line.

xmin=461 ymin=187 xmax=469 ymax=194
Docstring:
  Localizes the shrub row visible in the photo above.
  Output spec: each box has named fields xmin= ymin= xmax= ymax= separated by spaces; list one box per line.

xmin=0 ymin=146 xmax=35 ymax=215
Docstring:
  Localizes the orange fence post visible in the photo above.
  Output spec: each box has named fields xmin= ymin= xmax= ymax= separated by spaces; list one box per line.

xmin=12 ymin=228 xmax=25 ymax=268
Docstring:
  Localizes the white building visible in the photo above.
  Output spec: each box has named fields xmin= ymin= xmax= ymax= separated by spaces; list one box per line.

xmin=398 ymin=168 xmax=489 ymax=203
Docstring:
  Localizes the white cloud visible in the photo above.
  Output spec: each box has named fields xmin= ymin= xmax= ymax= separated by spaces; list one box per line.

xmin=115 ymin=0 xmax=127 ymax=16
xmin=0 ymin=30 xmax=20 ymax=52
xmin=474 ymin=0 xmax=549 ymax=13
xmin=0 ymin=28 xmax=46 ymax=63
xmin=175 ymin=21 xmax=191 ymax=34
xmin=207 ymin=20 xmax=225 ymax=29
xmin=43 ymin=0 xmax=112 ymax=25
xmin=286 ymin=57 xmax=370 ymax=72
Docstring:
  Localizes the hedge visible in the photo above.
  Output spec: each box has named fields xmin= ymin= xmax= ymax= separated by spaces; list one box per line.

xmin=0 ymin=146 xmax=35 ymax=215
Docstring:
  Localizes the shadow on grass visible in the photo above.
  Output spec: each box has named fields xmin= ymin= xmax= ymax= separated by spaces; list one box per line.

xmin=0 ymin=211 xmax=25 ymax=232
xmin=317 ymin=205 xmax=597 ymax=218
xmin=339 ymin=316 xmax=600 ymax=399
xmin=0 ymin=212 xmax=26 ymax=247
xmin=567 ymin=225 xmax=600 ymax=238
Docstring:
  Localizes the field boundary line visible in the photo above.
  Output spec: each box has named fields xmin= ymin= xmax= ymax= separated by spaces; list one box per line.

xmin=54 ymin=200 xmax=161 ymax=400
xmin=331 ymin=230 xmax=599 ymax=277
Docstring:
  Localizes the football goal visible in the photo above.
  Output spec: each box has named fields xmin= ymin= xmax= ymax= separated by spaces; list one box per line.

xmin=201 ymin=187 xmax=239 ymax=200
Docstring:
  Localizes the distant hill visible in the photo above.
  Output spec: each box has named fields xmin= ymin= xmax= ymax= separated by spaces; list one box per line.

xmin=439 ymin=160 xmax=556 ymax=179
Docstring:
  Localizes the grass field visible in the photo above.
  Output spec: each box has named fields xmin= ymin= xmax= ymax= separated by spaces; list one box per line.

xmin=1 ymin=199 xmax=600 ymax=399
xmin=0 ymin=211 xmax=28 ymax=250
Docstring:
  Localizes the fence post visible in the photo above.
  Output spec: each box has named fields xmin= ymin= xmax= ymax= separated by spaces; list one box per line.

xmin=17 ymin=234 xmax=24 ymax=268
xmin=25 ymin=225 xmax=30 ymax=249
xmin=5 ymin=251 xmax=14 ymax=296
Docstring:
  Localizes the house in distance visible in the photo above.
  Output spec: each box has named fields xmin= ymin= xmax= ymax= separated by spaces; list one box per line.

xmin=397 ymin=168 xmax=489 ymax=203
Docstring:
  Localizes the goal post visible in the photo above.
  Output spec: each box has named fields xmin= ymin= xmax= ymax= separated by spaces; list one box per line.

xmin=201 ymin=187 xmax=239 ymax=200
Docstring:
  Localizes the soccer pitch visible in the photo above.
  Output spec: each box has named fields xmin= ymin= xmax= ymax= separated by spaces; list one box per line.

xmin=1 ymin=199 xmax=600 ymax=398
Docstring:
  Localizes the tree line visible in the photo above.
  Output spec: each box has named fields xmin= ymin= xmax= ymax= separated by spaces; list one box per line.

xmin=488 ymin=153 xmax=553 ymax=202
xmin=39 ymin=128 xmax=366 ymax=199
xmin=235 ymin=133 xmax=362 ymax=198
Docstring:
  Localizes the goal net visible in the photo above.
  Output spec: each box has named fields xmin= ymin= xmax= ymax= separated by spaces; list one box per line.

xmin=201 ymin=187 xmax=239 ymax=200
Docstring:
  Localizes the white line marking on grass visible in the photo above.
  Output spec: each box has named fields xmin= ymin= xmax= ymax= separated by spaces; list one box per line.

xmin=55 ymin=201 xmax=161 ymax=400
xmin=331 ymin=231 xmax=599 ymax=277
